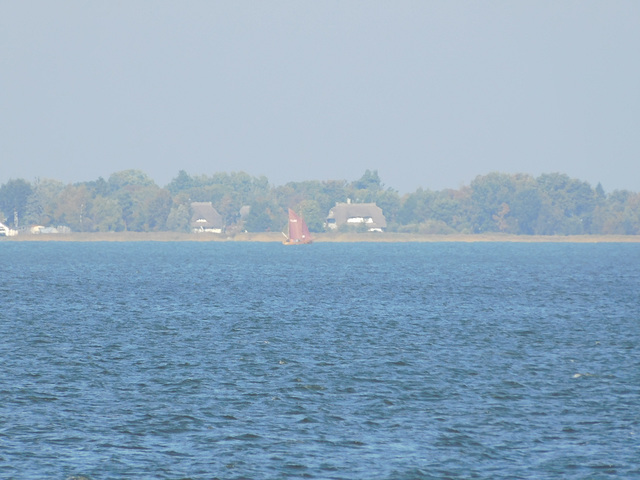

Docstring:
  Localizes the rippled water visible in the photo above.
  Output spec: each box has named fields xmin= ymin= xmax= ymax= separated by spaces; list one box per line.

xmin=1 ymin=242 xmax=639 ymax=479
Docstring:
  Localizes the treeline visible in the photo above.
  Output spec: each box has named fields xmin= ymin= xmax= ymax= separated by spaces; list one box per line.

xmin=1 ymin=169 xmax=639 ymax=235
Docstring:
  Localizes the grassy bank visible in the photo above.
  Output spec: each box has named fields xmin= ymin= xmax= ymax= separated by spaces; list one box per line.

xmin=2 ymin=232 xmax=640 ymax=243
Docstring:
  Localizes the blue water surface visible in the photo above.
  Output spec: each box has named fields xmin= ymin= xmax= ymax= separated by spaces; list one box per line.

xmin=0 ymin=241 xmax=639 ymax=479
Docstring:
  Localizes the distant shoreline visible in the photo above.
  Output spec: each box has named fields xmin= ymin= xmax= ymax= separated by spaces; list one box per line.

xmin=2 ymin=232 xmax=640 ymax=243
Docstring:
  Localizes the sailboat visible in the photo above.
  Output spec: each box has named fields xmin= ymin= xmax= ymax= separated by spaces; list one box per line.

xmin=282 ymin=208 xmax=313 ymax=245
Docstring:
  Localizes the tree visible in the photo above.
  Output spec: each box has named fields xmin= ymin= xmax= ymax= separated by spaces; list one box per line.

xmin=114 ymin=185 xmax=165 ymax=231
xmin=536 ymin=173 xmax=596 ymax=234
xmin=375 ymin=189 xmax=401 ymax=226
xmin=166 ymin=203 xmax=191 ymax=232
xmin=398 ymin=188 xmax=430 ymax=225
xmin=297 ymin=199 xmax=324 ymax=232
xmin=108 ymin=170 xmax=156 ymax=191
xmin=470 ymin=173 xmax=519 ymax=233
xmin=145 ymin=189 xmax=173 ymax=231
xmin=244 ymin=200 xmax=282 ymax=232
xmin=84 ymin=177 xmax=109 ymax=197
xmin=90 ymin=196 xmax=123 ymax=232
xmin=54 ymin=184 xmax=91 ymax=231
xmin=167 ymin=170 xmax=194 ymax=194
xmin=24 ymin=178 xmax=65 ymax=226
xmin=352 ymin=169 xmax=383 ymax=191
xmin=594 ymin=190 xmax=640 ymax=234
xmin=510 ymin=188 xmax=542 ymax=234
xmin=0 ymin=179 xmax=32 ymax=227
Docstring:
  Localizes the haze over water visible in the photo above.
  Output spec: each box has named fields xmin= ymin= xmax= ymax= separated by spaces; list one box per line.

xmin=1 ymin=242 xmax=638 ymax=479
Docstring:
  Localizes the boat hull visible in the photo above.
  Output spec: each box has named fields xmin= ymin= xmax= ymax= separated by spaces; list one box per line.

xmin=282 ymin=239 xmax=313 ymax=245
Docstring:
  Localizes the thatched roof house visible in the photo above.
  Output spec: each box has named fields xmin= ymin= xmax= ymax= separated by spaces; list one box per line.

xmin=326 ymin=202 xmax=387 ymax=232
xmin=191 ymin=202 xmax=224 ymax=233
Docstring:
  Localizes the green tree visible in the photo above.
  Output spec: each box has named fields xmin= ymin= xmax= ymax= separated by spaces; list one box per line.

xmin=244 ymin=200 xmax=282 ymax=232
xmin=352 ymin=169 xmax=383 ymax=191
xmin=24 ymin=179 xmax=65 ymax=226
xmin=470 ymin=173 xmax=518 ymax=233
xmin=536 ymin=173 xmax=596 ymax=234
xmin=145 ymin=189 xmax=173 ymax=231
xmin=108 ymin=169 xmax=156 ymax=191
xmin=397 ymin=188 xmax=432 ymax=225
xmin=0 ymin=178 xmax=32 ymax=227
xmin=594 ymin=190 xmax=640 ymax=234
xmin=297 ymin=199 xmax=324 ymax=232
xmin=167 ymin=170 xmax=194 ymax=194
xmin=510 ymin=188 xmax=542 ymax=234
xmin=90 ymin=195 xmax=123 ymax=232
xmin=166 ymin=193 xmax=191 ymax=232
xmin=469 ymin=173 xmax=545 ymax=234
xmin=54 ymin=184 xmax=91 ymax=231
xmin=84 ymin=177 xmax=109 ymax=197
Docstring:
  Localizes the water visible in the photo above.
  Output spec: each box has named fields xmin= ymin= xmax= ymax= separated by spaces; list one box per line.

xmin=0 ymin=241 xmax=639 ymax=479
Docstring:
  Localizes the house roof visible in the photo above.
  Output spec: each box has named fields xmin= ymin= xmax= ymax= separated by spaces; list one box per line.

xmin=190 ymin=202 xmax=224 ymax=228
xmin=327 ymin=202 xmax=387 ymax=229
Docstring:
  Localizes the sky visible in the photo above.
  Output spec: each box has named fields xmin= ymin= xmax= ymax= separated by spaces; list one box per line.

xmin=2 ymin=1 xmax=639 ymax=194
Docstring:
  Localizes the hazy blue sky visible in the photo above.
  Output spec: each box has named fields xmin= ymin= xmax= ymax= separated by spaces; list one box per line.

xmin=2 ymin=1 xmax=639 ymax=193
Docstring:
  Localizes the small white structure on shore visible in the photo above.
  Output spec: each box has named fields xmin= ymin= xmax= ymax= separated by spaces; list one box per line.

xmin=0 ymin=222 xmax=18 ymax=237
xmin=29 ymin=225 xmax=72 ymax=235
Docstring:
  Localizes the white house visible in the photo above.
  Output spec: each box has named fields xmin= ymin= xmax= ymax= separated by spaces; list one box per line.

xmin=326 ymin=201 xmax=387 ymax=232
xmin=0 ymin=222 xmax=18 ymax=237
xmin=190 ymin=202 xmax=224 ymax=233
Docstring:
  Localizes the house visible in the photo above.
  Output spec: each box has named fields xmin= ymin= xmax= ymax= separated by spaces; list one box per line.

xmin=190 ymin=202 xmax=224 ymax=233
xmin=0 ymin=221 xmax=18 ymax=237
xmin=326 ymin=201 xmax=387 ymax=232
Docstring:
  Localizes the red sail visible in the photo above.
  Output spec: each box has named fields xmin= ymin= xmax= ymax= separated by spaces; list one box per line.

xmin=285 ymin=208 xmax=312 ymax=244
